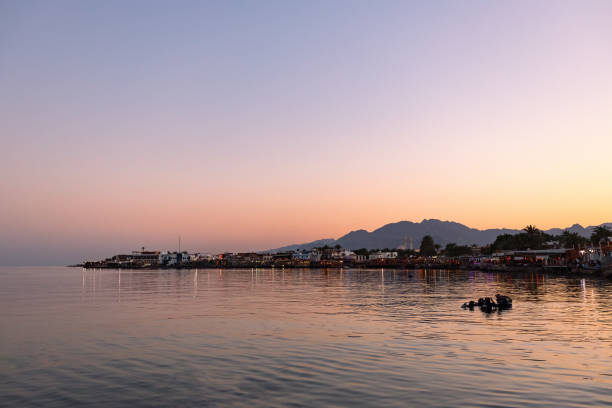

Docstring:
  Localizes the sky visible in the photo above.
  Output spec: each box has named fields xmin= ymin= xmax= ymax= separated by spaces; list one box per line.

xmin=1 ymin=0 xmax=611 ymax=265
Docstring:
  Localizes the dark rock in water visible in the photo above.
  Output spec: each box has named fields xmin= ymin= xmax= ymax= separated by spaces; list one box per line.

xmin=465 ymin=300 xmax=477 ymax=309
xmin=480 ymin=297 xmax=496 ymax=312
xmin=462 ymin=294 xmax=512 ymax=313
xmin=462 ymin=300 xmax=477 ymax=310
xmin=495 ymin=294 xmax=512 ymax=310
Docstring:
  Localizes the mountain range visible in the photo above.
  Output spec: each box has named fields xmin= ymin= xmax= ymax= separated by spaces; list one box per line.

xmin=269 ymin=219 xmax=612 ymax=252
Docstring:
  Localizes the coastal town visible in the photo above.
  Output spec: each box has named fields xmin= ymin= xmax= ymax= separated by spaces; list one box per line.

xmin=81 ymin=226 xmax=612 ymax=276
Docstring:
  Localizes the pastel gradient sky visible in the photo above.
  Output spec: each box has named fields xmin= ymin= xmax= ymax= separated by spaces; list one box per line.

xmin=1 ymin=1 xmax=611 ymax=265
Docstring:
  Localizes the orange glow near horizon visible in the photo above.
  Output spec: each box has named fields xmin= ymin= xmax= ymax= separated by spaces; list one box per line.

xmin=1 ymin=1 xmax=612 ymax=264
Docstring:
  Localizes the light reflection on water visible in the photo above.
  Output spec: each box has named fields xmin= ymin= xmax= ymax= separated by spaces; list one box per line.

xmin=1 ymin=267 xmax=611 ymax=407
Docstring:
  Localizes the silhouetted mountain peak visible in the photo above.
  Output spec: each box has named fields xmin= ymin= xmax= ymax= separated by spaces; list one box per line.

xmin=269 ymin=220 xmax=612 ymax=252
xmin=422 ymin=218 xmax=443 ymax=224
xmin=346 ymin=229 xmax=368 ymax=234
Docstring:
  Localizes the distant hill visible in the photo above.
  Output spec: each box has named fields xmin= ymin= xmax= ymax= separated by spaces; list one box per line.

xmin=269 ymin=238 xmax=336 ymax=253
xmin=268 ymin=219 xmax=612 ymax=252
xmin=543 ymin=223 xmax=612 ymax=238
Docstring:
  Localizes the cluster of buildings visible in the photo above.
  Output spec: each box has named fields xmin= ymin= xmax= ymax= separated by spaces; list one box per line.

xmin=104 ymin=250 xmax=210 ymax=266
xmin=455 ymin=240 xmax=612 ymax=273
xmin=82 ymin=238 xmax=612 ymax=274
xmin=83 ymin=248 xmax=400 ymax=269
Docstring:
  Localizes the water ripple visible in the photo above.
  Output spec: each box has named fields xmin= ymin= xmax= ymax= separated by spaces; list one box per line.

xmin=1 ymin=267 xmax=612 ymax=407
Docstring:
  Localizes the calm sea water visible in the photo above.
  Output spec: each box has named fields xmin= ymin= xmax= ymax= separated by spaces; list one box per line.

xmin=1 ymin=267 xmax=611 ymax=407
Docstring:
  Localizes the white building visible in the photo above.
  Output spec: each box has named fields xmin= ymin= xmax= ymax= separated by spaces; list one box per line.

xmin=309 ymin=251 xmax=322 ymax=262
xmin=159 ymin=251 xmax=197 ymax=265
xmin=369 ymin=251 xmax=398 ymax=260
xmin=331 ymin=249 xmax=356 ymax=260
xmin=355 ymin=254 xmax=367 ymax=263
xmin=292 ymin=251 xmax=311 ymax=261
xmin=197 ymin=254 xmax=217 ymax=261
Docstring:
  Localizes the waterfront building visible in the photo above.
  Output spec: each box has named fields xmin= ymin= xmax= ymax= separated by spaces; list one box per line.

xmin=112 ymin=250 xmax=160 ymax=265
xmin=331 ymin=249 xmax=356 ymax=260
xmin=369 ymin=251 xmax=398 ymax=260
xmin=158 ymin=251 xmax=196 ymax=265
xmin=235 ymin=253 xmax=263 ymax=262
xmin=198 ymin=254 xmax=217 ymax=261
xmin=309 ymin=251 xmax=322 ymax=262
xmin=510 ymin=249 xmax=571 ymax=266
xmin=292 ymin=251 xmax=312 ymax=261
xmin=225 ymin=252 xmax=264 ymax=266
xmin=272 ymin=252 xmax=293 ymax=266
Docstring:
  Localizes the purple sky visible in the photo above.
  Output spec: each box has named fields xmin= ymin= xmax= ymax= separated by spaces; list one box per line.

xmin=1 ymin=1 xmax=611 ymax=265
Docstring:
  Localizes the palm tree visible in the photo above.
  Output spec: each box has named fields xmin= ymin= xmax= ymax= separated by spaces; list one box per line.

xmin=523 ymin=225 xmax=543 ymax=249
xmin=561 ymin=230 xmax=584 ymax=249
xmin=591 ymin=226 xmax=612 ymax=246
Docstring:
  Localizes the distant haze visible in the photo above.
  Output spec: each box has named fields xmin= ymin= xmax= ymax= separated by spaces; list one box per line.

xmin=1 ymin=1 xmax=611 ymax=265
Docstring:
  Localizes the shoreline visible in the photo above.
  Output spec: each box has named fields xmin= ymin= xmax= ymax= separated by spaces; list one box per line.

xmin=73 ymin=262 xmax=611 ymax=278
